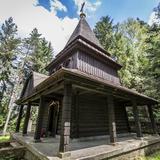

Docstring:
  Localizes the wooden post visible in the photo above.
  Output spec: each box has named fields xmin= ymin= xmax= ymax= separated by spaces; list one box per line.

xmin=23 ymin=102 xmax=31 ymax=135
xmin=15 ymin=105 xmax=24 ymax=132
xmin=124 ymin=106 xmax=131 ymax=133
xmin=132 ymin=100 xmax=142 ymax=137
xmin=148 ymin=105 xmax=158 ymax=134
xmin=107 ymin=95 xmax=117 ymax=144
xmin=34 ymin=96 xmax=45 ymax=142
xmin=59 ymin=82 xmax=72 ymax=155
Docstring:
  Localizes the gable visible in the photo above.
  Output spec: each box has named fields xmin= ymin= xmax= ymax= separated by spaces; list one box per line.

xmin=20 ymin=72 xmax=48 ymax=99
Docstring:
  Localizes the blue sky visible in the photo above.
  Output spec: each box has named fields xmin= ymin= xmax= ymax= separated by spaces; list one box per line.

xmin=38 ymin=0 xmax=160 ymax=27
xmin=0 ymin=0 xmax=159 ymax=53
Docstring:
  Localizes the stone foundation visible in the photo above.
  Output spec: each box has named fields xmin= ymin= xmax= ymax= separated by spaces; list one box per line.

xmin=12 ymin=133 xmax=160 ymax=160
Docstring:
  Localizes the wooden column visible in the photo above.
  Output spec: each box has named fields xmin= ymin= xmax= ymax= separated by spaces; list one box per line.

xmin=15 ymin=105 xmax=24 ymax=132
xmin=148 ymin=105 xmax=157 ymax=134
xmin=59 ymin=82 xmax=72 ymax=153
xmin=107 ymin=95 xmax=117 ymax=144
xmin=34 ymin=96 xmax=45 ymax=141
xmin=23 ymin=102 xmax=31 ymax=135
xmin=132 ymin=100 xmax=142 ymax=137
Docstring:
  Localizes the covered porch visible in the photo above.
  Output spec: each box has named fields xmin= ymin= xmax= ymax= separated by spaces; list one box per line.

xmin=15 ymin=68 xmax=158 ymax=158
xmin=12 ymin=132 xmax=160 ymax=160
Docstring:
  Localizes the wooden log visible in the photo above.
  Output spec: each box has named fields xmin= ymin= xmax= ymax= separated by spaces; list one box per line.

xmin=34 ymin=96 xmax=45 ymax=141
xmin=15 ymin=105 xmax=24 ymax=132
xmin=148 ymin=105 xmax=158 ymax=134
xmin=23 ymin=102 xmax=31 ymax=135
xmin=132 ymin=100 xmax=142 ymax=137
xmin=107 ymin=95 xmax=117 ymax=143
xmin=59 ymin=82 xmax=72 ymax=153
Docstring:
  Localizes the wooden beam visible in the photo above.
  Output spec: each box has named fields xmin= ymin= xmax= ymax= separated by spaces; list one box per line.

xmin=15 ymin=105 xmax=24 ymax=132
xmin=73 ymin=84 xmax=129 ymax=101
xmin=132 ymin=101 xmax=142 ymax=137
xmin=107 ymin=95 xmax=117 ymax=144
xmin=148 ymin=105 xmax=158 ymax=134
xmin=34 ymin=96 xmax=45 ymax=141
xmin=59 ymin=81 xmax=72 ymax=153
xmin=23 ymin=102 xmax=31 ymax=135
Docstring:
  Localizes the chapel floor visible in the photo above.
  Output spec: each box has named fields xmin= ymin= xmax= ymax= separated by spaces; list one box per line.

xmin=12 ymin=133 xmax=160 ymax=160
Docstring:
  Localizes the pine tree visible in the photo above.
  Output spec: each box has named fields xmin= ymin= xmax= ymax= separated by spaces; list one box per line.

xmin=23 ymin=28 xmax=53 ymax=76
xmin=0 ymin=17 xmax=21 ymax=133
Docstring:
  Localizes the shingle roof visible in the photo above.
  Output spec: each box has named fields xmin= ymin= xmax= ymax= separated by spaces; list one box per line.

xmin=16 ymin=68 xmax=158 ymax=105
xmin=65 ymin=16 xmax=103 ymax=49
xmin=20 ymin=71 xmax=48 ymax=99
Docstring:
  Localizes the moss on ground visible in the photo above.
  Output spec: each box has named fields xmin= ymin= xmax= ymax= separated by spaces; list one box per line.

xmin=0 ymin=135 xmax=10 ymax=142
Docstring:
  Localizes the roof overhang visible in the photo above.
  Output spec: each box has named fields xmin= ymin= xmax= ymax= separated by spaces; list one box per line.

xmin=16 ymin=68 xmax=158 ymax=106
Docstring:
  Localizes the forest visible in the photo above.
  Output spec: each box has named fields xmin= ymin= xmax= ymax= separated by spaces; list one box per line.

xmin=0 ymin=3 xmax=160 ymax=134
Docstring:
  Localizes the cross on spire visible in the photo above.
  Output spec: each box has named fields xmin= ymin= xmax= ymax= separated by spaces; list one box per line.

xmin=80 ymin=2 xmax=86 ymax=18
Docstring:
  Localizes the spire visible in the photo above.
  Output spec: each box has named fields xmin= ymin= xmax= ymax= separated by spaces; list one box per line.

xmin=65 ymin=2 xmax=103 ymax=49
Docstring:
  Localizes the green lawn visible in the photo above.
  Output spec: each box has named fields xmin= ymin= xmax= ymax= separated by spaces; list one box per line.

xmin=0 ymin=135 xmax=10 ymax=142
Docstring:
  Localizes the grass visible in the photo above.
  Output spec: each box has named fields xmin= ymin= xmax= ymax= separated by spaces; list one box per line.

xmin=0 ymin=135 xmax=10 ymax=143
xmin=140 ymin=151 xmax=160 ymax=160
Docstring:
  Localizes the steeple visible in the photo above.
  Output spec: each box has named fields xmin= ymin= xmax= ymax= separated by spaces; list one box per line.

xmin=65 ymin=3 xmax=103 ymax=49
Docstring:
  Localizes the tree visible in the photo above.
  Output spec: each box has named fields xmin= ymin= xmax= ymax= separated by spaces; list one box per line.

xmin=0 ymin=17 xmax=21 ymax=132
xmin=23 ymin=28 xmax=53 ymax=76
xmin=94 ymin=17 xmax=150 ymax=91
xmin=94 ymin=16 xmax=115 ymax=52
xmin=0 ymin=17 xmax=20 ymax=106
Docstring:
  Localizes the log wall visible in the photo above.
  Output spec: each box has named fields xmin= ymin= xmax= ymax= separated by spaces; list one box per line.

xmin=77 ymin=52 xmax=120 ymax=84
xmin=70 ymin=95 xmax=129 ymax=138
xmin=49 ymin=51 xmax=120 ymax=85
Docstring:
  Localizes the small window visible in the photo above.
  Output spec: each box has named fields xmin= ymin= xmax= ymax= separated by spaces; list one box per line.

xmin=63 ymin=58 xmax=71 ymax=68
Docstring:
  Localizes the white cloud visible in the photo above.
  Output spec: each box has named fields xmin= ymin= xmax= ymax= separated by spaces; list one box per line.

xmin=0 ymin=0 xmax=78 ymax=54
xmin=74 ymin=0 xmax=101 ymax=16
xmin=50 ymin=0 xmax=67 ymax=13
xmin=0 ymin=0 xmax=101 ymax=54
xmin=148 ymin=11 xmax=160 ymax=26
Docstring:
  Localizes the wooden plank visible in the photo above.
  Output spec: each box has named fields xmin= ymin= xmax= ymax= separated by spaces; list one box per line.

xmin=107 ymin=95 xmax=117 ymax=143
xmin=77 ymin=52 xmax=120 ymax=84
xmin=34 ymin=96 xmax=45 ymax=141
xmin=59 ymin=82 xmax=72 ymax=153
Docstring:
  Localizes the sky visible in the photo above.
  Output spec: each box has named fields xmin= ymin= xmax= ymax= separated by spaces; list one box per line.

xmin=0 ymin=0 xmax=159 ymax=54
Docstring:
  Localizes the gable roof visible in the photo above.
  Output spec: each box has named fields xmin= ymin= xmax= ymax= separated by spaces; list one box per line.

xmin=20 ymin=71 xmax=48 ymax=99
xmin=65 ymin=16 xmax=103 ymax=49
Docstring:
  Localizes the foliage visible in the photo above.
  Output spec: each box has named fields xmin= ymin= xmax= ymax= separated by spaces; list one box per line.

xmin=0 ymin=18 xmax=53 ymax=133
xmin=140 ymin=151 xmax=160 ymax=160
xmin=94 ymin=17 xmax=150 ymax=90
xmin=23 ymin=28 xmax=53 ymax=76
xmin=0 ymin=135 xmax=10 ymax=142
xmin=94 ymin=6 xmax=160 ymax=119
xmin=0 ymin=17 xmax=21 ymax=131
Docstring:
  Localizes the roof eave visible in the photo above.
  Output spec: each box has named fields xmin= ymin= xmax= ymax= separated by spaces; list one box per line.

xmin=46 ymin=37 xmax=122 ymax=71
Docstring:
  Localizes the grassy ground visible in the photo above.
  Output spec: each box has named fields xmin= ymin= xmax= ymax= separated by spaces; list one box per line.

xmin=140 ymin=151 xmax=160 ymax=160
xmin=0 ymin=135 xmax=10 ymax=142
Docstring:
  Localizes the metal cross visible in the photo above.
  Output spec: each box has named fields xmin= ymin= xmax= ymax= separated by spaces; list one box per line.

xmin=80 ymin=2 xmax=85 ymax=13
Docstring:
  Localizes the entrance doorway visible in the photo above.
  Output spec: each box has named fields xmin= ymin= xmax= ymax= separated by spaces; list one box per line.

xmin=47 ymin=101 xmax=60 ymax=137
